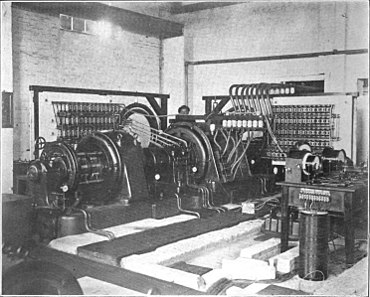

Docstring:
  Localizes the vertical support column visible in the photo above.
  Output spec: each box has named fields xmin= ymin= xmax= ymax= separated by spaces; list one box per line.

xmin=343 ymin=192 xmax=355 ymax=265
xmin=33 ymin=90 xmax=40 ymax=158
xmin=184 ymin=63 xmax=189 ymax=107
xmin=158 ymin=37 xmax=164 ymax=94
xmin=280 ymin=185 xmax=290 ymax=252
xmin=160 ymin=97 xmax=168 ymax=131
xmin=351 ymin=95 xmax=357 ymax=164
xmin=204 ymin=97 xmax=212 ymax=115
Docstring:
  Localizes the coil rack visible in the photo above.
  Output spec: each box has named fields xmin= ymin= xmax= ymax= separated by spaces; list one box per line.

xmin=52 ymin=102 xmax=121 ymax=145
xmin=265 ymin=104 xmax=340 ymax=160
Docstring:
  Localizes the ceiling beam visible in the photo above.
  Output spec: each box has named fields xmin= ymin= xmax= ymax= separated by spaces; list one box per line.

xmin=170 ymin=2 xmax=240 ymax=14
xmin=12 ymin=2 xmax=183 ymax=39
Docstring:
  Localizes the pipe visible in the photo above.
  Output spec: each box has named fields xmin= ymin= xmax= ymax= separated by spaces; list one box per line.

xmin=77 ymin=209 xmax=115 ymax=240
xmin=186 ymin=49 xmax=368 ymax=66
xmin=232 ymin=134 xmax=252 ymax=180
xmin=241 ymin=84 xmax=251 ymax=112
xmin=247 ymin=85 xmax=257 ymax=113
xmin=221 ymin=130 xmax=232 ymax=157
xmin=213 ymin=129 xmax=223 ymax=152
xmin=235 ymin=85 xmax=244 ymax=112
xmin=252 ymin=85 xmax=263 ymax=115
xmin=175 ymin=193 xmax=201 ymax=218
xmin=227 ymin=132 xmax=242 ymax=164
xmin=228 ymin=84 xmax=238 ymax=112
xmin=203 ymin=186 xmax=224 ymax=213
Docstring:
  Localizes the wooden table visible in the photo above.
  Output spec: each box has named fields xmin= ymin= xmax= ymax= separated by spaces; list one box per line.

xmin=277 ymin=180 xmax=367 ymax=264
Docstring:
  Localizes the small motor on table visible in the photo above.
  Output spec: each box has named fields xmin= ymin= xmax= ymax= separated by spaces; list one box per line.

xmin=285 ymin=150 xmax=321 ymax=183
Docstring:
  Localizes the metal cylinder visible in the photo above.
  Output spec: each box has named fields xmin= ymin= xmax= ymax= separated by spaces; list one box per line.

xmin=298 ymin=210 xmax=329 ymax=281
xmin=58 ymin=211 xmax=86 ymax=237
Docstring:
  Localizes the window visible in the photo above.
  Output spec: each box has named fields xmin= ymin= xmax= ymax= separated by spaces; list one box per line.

xmin=60 ymin=14 xmax=72 ymax=31
xmin=283 ymin=80 xmax=324 ymax=93
xmin=73 ymin=17 xmax=85 ymax=33
xmin=85 ymin=19 xmax=96 ymax=35
xmin=60 ymin=14 xmax=95 ymax=35
xmin=2 ymin=91 xmax=13 ymax=128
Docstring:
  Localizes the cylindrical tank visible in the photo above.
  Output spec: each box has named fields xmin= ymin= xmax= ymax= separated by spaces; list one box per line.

xmin=298 ymin=210 xmax=329 ymax=281
xmin=57 ymin=211 xmax=86 ymax=237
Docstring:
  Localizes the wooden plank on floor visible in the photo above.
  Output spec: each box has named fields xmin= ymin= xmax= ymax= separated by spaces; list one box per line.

xmin=257 ymin=284 xmax=309 ymax=295
xmin=78 ymin=212 xmax=251 ymax=265
xmin=169 ymin=261 xmax=212 ymax=275
xmin=29 ymin=247 xmax=204 ymax=295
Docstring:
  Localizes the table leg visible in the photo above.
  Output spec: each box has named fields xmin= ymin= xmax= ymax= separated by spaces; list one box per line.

xmin=280 ymin=186 xmax=289 ymax=252
xmin=344 ymin=193 xmax=355 ymax=265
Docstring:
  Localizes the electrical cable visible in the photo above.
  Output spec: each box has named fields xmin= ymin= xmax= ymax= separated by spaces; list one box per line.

xmin=226 ymin=132 xmax=241 ymax=163
xmin=263 ymin=114 xmax=284 ymax=153
xmin=231 ymin=141 xmax=251 ymax=179
xmin=207 ymin=271 xmax=296 ymax=295
xmin=221 ymin=130 xmax=231 ymax=157
xmin=213 ymin=129 xmax=222 ymax=152
xmin=125 ymin=117 xmax=187 ymax=148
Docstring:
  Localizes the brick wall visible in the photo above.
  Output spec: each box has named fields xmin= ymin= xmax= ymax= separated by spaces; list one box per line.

xmin=12 ymin=8 xmax=161 ymax=160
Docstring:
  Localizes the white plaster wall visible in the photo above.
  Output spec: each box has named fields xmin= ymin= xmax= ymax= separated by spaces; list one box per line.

xmin=163 ymin=36 xmax=185 ymax=119
xmin=170 ymin=1 xmax=368 ymax=111
xmin=170 ymin=1 xmax=368 ymax=161
xmin=1 ymin=2 xmax=13 ymax=91
xmin=1 ymin=2 xmax=14 ymax=194
xmin=355 ymin=89 xmax=369 ymax=165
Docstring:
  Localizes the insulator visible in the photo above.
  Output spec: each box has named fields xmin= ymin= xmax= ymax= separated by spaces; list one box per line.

xmin=252 ymin=120 xmax=258 ymax=128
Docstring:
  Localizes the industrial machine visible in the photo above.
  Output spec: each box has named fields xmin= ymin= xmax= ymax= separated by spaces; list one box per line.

xmin=3 ymin=83 xmax=367 ymax=295
xmin=24 ymin=83 xmax=362 ymax=243
xmin=26 ymin=84 xmax=281 ymax=241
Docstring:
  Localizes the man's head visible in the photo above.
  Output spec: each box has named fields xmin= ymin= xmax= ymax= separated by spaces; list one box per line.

xmin=178 ymin=105 xmax=190 ymax=115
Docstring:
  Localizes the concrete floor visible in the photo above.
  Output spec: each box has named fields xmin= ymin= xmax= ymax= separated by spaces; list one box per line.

xmin=5 ymin=213 xmax=367 ymax=296
xmin=186 ymin=231 xmax=368 ymax=296
xmin=118 ymin=215 xmax=368 ymax=296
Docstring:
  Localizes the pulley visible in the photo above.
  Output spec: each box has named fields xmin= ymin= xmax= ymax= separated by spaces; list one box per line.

xmin=302 ymin=153 xmax=321 ymax=176
xmin=165 ymin=123 xmax=209 ymax=183
xmin=40 ymin=142 xmax=79 ymax=194
xmin=120 ymin=103 xmax=160 ymax=148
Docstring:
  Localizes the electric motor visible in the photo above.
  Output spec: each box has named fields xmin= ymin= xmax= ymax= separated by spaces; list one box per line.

xmin=28 ymin=130 xmax=142 ymax=207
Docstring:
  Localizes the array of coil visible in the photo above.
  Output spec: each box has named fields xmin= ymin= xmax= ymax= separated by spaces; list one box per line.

xmin=52 ymin=102 xmax=121 ymax=145
xmin=268 ymin=104 xmax=340 ymax=160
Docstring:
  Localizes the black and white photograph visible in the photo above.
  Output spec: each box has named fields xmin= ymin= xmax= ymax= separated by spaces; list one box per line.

xmin=1 ymin=1 xmax=369 ymax=296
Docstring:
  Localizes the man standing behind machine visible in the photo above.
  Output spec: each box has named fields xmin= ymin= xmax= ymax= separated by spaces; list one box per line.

xmin=178 ymin=105 xmax=190 ymax=115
